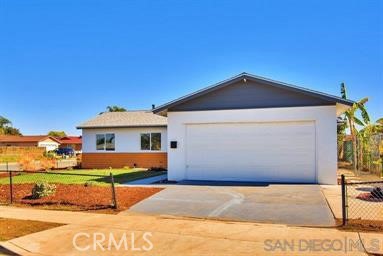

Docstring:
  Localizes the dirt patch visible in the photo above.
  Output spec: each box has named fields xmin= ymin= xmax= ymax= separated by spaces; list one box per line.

xmin=336 ymin=218 xmax=383 ymax=233
xmin=0 ymin=218 xmax=63 ymax=241
xmin=0 ymin=184 xmax=162 ymax=213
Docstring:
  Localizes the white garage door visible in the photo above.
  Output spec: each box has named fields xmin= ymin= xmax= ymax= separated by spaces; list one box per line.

xmin=185 ymin=121 xmax=316 ymax=183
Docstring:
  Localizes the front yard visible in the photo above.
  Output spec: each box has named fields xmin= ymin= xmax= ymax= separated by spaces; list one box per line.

xmin=0 ymin=168 xmax=165 ymax=212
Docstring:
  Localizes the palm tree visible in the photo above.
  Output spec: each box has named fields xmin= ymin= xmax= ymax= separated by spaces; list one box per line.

xmin=100 ymin=106 xmax=127 ymax=114
xmin=106 ymin=106 xmax=127 ymax=112
xmin=340 ymin=83 xmax=370 ymax=171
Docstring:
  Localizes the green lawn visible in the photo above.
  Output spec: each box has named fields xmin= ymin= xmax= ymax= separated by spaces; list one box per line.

xmin=0 ymin=168 xmax=166 ymax=186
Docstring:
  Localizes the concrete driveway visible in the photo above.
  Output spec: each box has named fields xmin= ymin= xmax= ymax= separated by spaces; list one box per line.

xmin=126 ymin=184 xmax=336 ymax=226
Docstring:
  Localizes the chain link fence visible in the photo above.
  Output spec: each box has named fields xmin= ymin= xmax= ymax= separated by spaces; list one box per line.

xmin=0 ymin=169 xmax=118 ymax=210
xmin=341 ymin=175 xmax=383 ymax=227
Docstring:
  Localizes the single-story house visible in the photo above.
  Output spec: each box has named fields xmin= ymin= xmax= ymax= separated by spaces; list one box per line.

xmin=77 ymin=111 xmax=167 ymax=169
xmin=58 ymin=136 xmax=82 ymax=152
xmin=0 ymin=135 xmax=61 ymax=151
xmin=78 ymin=73 xmax=354 ymax=184
xmin=152 ymin=73 xmax=354 ymax=185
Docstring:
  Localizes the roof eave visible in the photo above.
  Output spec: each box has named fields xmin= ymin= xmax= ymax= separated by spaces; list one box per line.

xmin=77 ymin=124 xmax=167 ymax=129
xmin=152 ymin=73 xmax=356 ymax=114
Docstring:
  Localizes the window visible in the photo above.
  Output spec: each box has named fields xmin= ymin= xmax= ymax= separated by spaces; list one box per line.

xmin=151 ymin=133 xmax=161 ymax=150
xmin=141 ymin=133 xmax=150 ymax=150
xmin=96 ymin=133 xmax=115 ymax=151
xmin=140 ymin=133 xmax=161 ymax=151
xmin=96 ymin=134 xmax=105 ymax=150
xmin=105 ymin=133 xmax=115 ymax=151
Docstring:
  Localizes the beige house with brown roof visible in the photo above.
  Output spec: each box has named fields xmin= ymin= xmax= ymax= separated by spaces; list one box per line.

xmin=0 ymin=135 xmax=61 ymax=151
xmin=77 ymin=111 xmax=167 ymax=169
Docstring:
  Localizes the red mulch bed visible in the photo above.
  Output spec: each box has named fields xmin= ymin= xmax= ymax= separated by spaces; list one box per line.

xmin=356 ymin=192 xmax=383 ymax=202
xmin=0 ymin=184 xmax=162 ymax=213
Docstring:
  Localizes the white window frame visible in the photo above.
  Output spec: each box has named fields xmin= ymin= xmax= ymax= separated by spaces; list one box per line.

xmin=140 ymin=132 xmax=161 ymax=151
xmin=96 ymin=133 xmax=115 ymax=151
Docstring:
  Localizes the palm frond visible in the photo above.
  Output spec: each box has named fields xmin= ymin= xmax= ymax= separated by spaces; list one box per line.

xmin=358 ymin=97 xmax=368 ymax=105
xmin=340 ymin=83 xmax=347 ymax=99
xmin=355 ymin=97 xmax=369 ymax=124
xmin=353 ymin=116 xmax=365 ymax=126
xmin=358 ymin=104 xmax=370 ymax=124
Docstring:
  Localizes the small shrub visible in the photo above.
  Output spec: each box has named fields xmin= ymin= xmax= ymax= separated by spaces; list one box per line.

xmin=148 ymin=167 xmax=167 ymax=172
xmin=44 ymin=151 xmax=56 ymax=159
xmin=31 ymin=182 xmax=56 ymax=199
xmin=40 ymin=158 xmax=55 ymax=171
xmin=123 ymin=166 xmax=130 ymax=169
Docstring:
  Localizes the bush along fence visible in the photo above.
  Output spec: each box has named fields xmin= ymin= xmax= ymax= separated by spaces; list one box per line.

xmin=342 ymin=134 xmax=383 ymax=177
xmin=341 ymin=175 xmax=383 ymax=227
xmin=0 ymin=169 xmax=118 ymax=210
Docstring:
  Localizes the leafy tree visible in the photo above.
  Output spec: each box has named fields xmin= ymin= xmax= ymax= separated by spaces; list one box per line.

xmin=340 ymin=83 xmax=370 ymax=170
xmin=0 ymin=116 xmax=11 ymax=127
xmin=100 ymin=105 xmax=127 ymax=114
xmin=358 ymin=117 xmax=383 ymax=171
xmin=363 ymin=118 xmax=383 ymax=134
xmin=0 ymin=115 xmax=22 ymax=135
xmin=48 ymin=131 xmax=67 ymax=138
xmin=2 ymin=126 xmax=21 ymax=135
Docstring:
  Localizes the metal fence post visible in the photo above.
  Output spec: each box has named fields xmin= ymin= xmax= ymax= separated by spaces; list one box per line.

xmin=7 ymin=162 xmax=13 ymax=204
xmin=110 ymin=172 xmax=118 ymax=209
xmin=341 ymin=174 xmax=347 ymax=226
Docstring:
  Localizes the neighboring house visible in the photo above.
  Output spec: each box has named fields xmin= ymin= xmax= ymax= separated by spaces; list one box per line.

xmin=153 ymin=73 xmax=354 ymax=185
xmin=0 ymin=135 xmax=61 ymax=151
xmin=58 ymin=136 xmax=82 ymax=152
xmin=77 ymin=111 xmax=167 ymax=169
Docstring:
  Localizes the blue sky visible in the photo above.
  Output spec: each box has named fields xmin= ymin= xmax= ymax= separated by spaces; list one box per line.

xmin=0 ymin=0 xmax=382 ymax=135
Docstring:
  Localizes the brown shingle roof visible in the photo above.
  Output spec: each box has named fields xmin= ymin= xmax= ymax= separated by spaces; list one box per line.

xmin=77 ymin=111 xmax=167 ymax=129
xmin=58 ymin=136 xmax=82 ymax=144
xmin=0 ymin=135 xmax=61 ymax=143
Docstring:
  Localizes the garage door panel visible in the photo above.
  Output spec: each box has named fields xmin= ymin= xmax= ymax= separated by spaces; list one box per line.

xmin=185 ymin=122 xmax=316 ymax=183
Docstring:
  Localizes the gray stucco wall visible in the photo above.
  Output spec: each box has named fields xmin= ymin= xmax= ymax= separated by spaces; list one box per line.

xmin=169 ymin=80 xmax=334 ymax=111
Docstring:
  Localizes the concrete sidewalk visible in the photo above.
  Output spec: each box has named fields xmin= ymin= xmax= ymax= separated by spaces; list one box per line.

xmin=123 ymin=174 xmax=167 ymax=185
xmin=1 ymin=206 xmax=382 ymax=255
